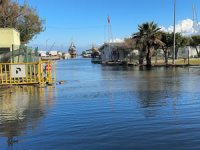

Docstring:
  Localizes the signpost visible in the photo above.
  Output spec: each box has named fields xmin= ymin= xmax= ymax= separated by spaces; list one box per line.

xmin=11 ymin=64 xmax=26 ymax=78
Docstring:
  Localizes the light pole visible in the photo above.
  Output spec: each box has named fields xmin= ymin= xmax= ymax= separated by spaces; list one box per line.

xmin=173 ymin=0 xmax=176 ymax=65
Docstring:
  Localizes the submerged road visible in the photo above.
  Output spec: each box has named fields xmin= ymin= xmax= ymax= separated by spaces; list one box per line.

xmin=0 ymin=59 xmax=200 ymax=150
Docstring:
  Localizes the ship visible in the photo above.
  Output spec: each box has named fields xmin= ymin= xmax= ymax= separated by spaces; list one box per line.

xmin=68 ymin=42 xmax=77 ymax=58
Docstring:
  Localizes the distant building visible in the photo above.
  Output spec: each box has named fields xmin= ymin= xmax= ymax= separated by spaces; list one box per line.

xmin=178 ymin=46 xmax=199 ymax=58
xmin=39 ymin=50 xmax=61 ymax=60
xmin=57 ymin=51 xmax=62 ymax=56
xmin=38 ymin=51 xmax=48 ymax=57
xmin=63 ymin=53 xmax=71 ymax=59
xmin=49 ymin=51 xmax=58 ymax=56
xmin=99 ymin=42 xmax=130 ymax=63
xmin=0 ymin=28 xmax=20 ymax=54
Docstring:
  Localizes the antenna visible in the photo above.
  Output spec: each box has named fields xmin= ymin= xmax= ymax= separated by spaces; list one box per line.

xmin=192 ymin=4 xmax=200 ymax=35
xmin=107 ymin=15 xmax=113 ymax=43
xmin=104 ymin=25 xmax=106 ymax=44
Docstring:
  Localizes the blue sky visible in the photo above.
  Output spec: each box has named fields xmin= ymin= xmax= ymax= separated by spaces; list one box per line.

xmin=20 ymin=0 xmax=200 ymax=53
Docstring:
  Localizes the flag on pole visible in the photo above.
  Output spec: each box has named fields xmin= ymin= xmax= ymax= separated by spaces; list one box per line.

xmin=107 ymin=16 xmax=110 ymax=24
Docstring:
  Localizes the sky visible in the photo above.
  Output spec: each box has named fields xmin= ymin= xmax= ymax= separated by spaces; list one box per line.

xmin=19 ymin=0 xmax=200 ymax=53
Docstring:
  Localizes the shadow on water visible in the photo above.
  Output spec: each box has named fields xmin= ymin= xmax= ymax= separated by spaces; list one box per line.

xmin=0 ymin=86 xmax=55 ymax=148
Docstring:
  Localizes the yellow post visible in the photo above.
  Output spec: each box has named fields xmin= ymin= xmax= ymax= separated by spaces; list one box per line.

xmin=9 ymin=64 xmax=11 ymax=84
xmin=38 ymin=61 xmax=42 ymax=87
xmin=5 ymin=64 xmax=7 ymax=84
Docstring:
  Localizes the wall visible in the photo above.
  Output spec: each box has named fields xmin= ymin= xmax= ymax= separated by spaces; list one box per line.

xmin=178 ymin=46 xmax=199 ymax=58
xmin=101 ymin=46 xmax=112 ymax=62
xmin=0 ymin=28 xmax=20 ymax=51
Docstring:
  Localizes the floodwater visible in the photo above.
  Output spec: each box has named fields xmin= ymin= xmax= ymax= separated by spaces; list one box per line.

xmin=0 ymin=59 xmax=200 ymax=150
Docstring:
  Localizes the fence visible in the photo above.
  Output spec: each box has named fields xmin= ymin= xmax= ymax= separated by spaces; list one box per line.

xmin=0 ymin=61 xmax=56 ymax=85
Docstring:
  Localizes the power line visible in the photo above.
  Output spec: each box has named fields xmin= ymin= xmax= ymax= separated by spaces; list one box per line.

xmin=46 ymin=25 xmax=104 ymax=31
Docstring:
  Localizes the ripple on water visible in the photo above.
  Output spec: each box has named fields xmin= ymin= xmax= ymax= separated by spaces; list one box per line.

xmin=0 ymin=60 xmax=200 ymax=150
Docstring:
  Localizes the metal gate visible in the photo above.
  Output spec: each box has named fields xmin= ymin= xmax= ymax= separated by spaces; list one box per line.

xmin=0 ymin=61 xmax=56 ymax=85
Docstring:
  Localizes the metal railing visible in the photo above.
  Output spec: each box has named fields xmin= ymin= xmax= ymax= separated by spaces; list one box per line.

xmin=0 ymin=61 xmax=56 ymax=85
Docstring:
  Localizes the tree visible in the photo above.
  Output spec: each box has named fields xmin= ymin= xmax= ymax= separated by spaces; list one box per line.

xmin=190 ymin=35 xmax=200 ymax=57
xmin=0 ymin=0 xmax=44 ymax=43
xmin=0 ymin=0 xmax=19 ymax=27
xmin=174 ymin=33 xmax=190 ymax=59
xmin=81 ymin=51 xmax=86 ymax=56
xmin=160 ymin=32 xmax=174 ymax=64
xmin=160 ymin=32 xmax=191 ymax=63
xmin=124 ymin=38 xmax=136 ymax=49
xmin=133 ymin=22 xmax=164 ymax=67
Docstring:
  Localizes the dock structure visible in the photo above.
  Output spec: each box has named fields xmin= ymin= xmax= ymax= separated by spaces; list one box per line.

xmin=0 ymin=61 xmax=56 ymax=86
xmin=0 ymin=28 xmax=56 ymax=87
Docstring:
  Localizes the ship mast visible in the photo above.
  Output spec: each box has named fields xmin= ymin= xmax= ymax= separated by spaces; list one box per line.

xmin=192 ymin=4 xmax=200 ymax=35
xmin=107 ymin=16 xmax=113 ymax=60
xmin=107 ymin=16 xmax=113 ymax=43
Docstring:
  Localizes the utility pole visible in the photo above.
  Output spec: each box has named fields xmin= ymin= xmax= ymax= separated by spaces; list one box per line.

xmin=192 ymin=4 xmax=200 ymax=34
xmin=173 ymin=0 xmax=176 ymax=65
xmin=107 ymin=16 xmax=113 ymax=60
xmin=107 ymin=15 xmax=113 ymax=43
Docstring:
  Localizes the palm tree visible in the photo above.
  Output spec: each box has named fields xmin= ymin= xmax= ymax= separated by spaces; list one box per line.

xmin=133 ymin=22 xmax=164 ymax=67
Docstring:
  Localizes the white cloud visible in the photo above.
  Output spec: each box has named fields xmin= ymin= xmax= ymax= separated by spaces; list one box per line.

xmin=161 ymin=19 xmax=200 ymax=35
xmin=109 ymin=38 xmax=124 ymax=43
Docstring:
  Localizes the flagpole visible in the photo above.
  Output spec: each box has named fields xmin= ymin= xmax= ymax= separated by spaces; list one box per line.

xmin=108 ymin=16 xmax=110 ymax=43
xmin=173 ymin=0 xmax=176 ymax=65
xmin=107 ymin=16 xmax=111 ymax=42
xmin=107 ymin=16 xmax=111 ymax=60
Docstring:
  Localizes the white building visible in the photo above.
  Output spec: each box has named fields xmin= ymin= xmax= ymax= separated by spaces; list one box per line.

xmin=178 ymin=46 xmax=199 ymax=58
xmin=49 ymin=51 xmax=58 ymax=56
xmin=63 ymin=53 xmax=71 ymax=59
xmin=100 ymin=42 xmax=130 ymax=63
xmin=0 ymin=28 xmax=20 ymax=54
xmin=38 ymin=51 xmax=48 ymax=57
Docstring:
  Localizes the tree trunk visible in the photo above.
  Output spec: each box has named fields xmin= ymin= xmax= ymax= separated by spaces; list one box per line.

xmin=163 ymin=48 xmax=168 ymax=65
xmin=195 ymin=46 xmax=200 ymax=58
xmin=155 ymin=51 xmax=157 ymax=64
xmin=146 ymin=48 xmax=151 ymax=67
xmin=139 ymin=51 xmax=144 ymax=65
xmin=175 ymin=48 xmax=178 ymax=59
xmin=139 ymin=57 xmax=144 ymax=65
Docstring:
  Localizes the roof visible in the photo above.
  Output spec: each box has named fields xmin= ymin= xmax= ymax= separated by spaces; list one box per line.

xmin=99 ymin=42 xmax=127 ymax=50
xmin=0 ymin=28 xmax=19 ymax=33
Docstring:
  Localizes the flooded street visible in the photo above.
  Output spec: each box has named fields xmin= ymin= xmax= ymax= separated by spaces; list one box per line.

xmin=1 ymin=59 xmax=200 ymax=150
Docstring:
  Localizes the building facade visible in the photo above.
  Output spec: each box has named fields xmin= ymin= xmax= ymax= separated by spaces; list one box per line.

xmin=0 ymin=28 xmax=20 ymax=54
xmin=99 ymin=42 xmax=130 ymax=64
xmin=178 ymin=46 xmax=199 ymax=58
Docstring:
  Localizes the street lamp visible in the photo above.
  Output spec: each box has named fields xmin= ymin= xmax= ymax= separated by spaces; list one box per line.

xmin=173 ymin=0 xmax=176 ymax=65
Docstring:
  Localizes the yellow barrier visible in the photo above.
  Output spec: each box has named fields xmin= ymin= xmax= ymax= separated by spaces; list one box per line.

xmin=0 ymin=61 xmax=56 ymax=85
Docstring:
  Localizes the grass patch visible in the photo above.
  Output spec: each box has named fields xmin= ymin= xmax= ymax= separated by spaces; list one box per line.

xmin=153 ymin=58 xmax=200 ymax=65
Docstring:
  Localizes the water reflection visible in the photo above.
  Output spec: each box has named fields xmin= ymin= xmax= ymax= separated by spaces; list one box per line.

xmin=134 ymin=68 xmax=182 ymax=116
xmin=0 ymin=86 xmax=55 ymax=147
xmin=1 ymin=59 xmax=199 ymax=150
